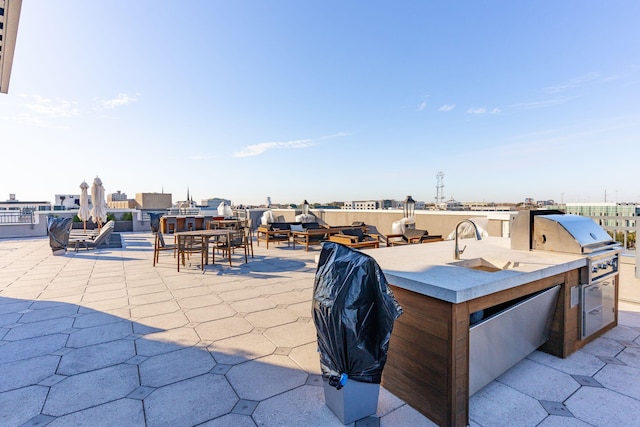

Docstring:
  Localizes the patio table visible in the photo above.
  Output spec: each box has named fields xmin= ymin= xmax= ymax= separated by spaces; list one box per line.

xmin=174 ymin=229 xmax=231 ymax=269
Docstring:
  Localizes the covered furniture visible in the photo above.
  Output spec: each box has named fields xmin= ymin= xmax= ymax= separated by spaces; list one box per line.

xmin=149 ymin=213 xmax=163 ymax=233
xmin=329 ymin=228 xmax=380 ymax=249
xmin=47 ymin=217 xmax=73 ymax=255
xmin=385 ymin=229 xmax=443 ymax=247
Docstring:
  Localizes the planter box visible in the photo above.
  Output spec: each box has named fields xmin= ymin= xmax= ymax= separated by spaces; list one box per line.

xmin=114 ymin=221 xmax=133 ymax=232
xmin=323 ymin=378 xmax=379 ymax=424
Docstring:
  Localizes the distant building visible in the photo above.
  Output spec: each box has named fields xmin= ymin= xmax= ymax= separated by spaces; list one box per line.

xmin=54 ymin=194 xmax=81 ymax=210
xmin=562 ymin=202 xmax=639 ymax=228
xmin=380 ymin=199 xmax=395 ymax=209
xmin=343 ymin=200 xmax=380 ymax=210
xmin=108 ymin=191 xmax=128 ymax=201
xmin=201 ymin=198 xmax=231 ymax=208
xmin=463 ymin=202 xmax=515 ymax=212
xmin=0 ymin=194 xmax=51 ymax=212
xmin=443 ymin=198 xmax=464 ymax=211
xmin=107 ymin=191 xmax=136 ymax=209
xmin=135 ymin=193 xmax=172 ymax=210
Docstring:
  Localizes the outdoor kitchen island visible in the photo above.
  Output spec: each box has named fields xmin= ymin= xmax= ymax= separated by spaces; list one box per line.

xmin=369 ymin=236 xmax=619 ymax=427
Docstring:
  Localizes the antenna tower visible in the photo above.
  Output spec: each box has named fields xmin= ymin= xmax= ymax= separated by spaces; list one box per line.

xmin=435 ymin=172 xmax=445 ymax=204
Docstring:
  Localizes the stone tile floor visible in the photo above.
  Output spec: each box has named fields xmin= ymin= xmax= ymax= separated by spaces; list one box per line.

xmin=0 ymin=233 xmax=639 ymax=426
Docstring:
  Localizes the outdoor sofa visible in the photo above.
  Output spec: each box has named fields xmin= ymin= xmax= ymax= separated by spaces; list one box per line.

xmin=256 ymin=222 xmax=303 ymax=249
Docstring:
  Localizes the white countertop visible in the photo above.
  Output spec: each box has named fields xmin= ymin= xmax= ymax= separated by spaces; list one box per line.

xmin=367 ymin=236 xmax=587 ymax=303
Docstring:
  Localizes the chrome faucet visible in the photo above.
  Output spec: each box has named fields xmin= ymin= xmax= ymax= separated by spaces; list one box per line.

xmin=454 ymin=219 xmax=482 ymax=260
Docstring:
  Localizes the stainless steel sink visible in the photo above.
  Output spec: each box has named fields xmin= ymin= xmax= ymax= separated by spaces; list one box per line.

xmin=448 ymin=257 xmax=521 ymax=272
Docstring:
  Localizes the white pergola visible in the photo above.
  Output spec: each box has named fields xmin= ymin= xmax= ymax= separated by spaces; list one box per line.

xmin=0 ymin=0 xmax=23 ymax=94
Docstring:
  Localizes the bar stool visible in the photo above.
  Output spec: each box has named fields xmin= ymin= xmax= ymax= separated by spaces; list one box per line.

xmin=185 ymin=216 xmax=197 ymax=231
xmin=166 ymin=217 xmax=178 ymax=234
xmin=203 ymin=216 xmax=214 ymax=230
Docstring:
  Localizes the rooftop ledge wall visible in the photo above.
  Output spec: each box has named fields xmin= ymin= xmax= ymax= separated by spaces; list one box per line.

xmin=2 ymin=208 xmax=636 ymax=279
xmin=0 ymin=208 xmax=513 ymax=240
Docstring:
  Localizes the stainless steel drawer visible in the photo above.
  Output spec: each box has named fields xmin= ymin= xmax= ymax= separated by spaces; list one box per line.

xmin=581 ymin=277 xmax=616 ymax=339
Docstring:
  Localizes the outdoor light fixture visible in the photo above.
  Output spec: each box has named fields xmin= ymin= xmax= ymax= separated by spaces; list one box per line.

xmin=302 ymin=200 xmax=310 ymax=216
xmin=404 ymin=195 xmax=416 ymax=219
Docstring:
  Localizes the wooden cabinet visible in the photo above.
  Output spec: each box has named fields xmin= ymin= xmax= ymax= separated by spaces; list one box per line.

xmin=381 ymin=269 xmax=617 ymax=427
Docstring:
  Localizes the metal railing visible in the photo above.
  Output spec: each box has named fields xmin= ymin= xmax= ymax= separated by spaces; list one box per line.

xmin=166 ymin=208 xmax=200 ymax=216
xmin=0 ymin=211 xmax=34 ymax=224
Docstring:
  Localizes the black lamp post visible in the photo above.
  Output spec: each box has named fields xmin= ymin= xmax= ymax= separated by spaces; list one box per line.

xmin=404 ymin=195 xmax=416 ymax=218
xmin=302 ymin=200 xmax=310 ymax=216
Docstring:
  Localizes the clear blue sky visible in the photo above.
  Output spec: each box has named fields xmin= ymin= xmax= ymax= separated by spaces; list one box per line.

xmin=2 ymin=1 xmax=639 ymax=206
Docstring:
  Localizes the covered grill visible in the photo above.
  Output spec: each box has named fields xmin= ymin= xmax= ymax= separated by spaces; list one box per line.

xmin=511 ymin=211 xmax=621 ymax=339
xmin=531 ymin=214 xmax=620 ymax=255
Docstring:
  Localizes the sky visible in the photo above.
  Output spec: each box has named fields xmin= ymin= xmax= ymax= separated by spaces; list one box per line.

xmin=1 ymin=1 xmax=639 ymax=206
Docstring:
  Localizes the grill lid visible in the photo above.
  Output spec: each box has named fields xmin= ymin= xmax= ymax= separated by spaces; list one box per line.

xmin=533 ymin=214 xmax=615 ymax=254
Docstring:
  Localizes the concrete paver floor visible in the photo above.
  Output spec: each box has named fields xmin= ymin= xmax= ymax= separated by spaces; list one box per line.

xmin=1 ymin=233 xmax=639 ymax=426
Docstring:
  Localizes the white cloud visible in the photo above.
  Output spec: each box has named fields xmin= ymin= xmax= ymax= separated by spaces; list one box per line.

xmin=439 ymin=104 xmax=456 ymax=112
xmin=234 ymin=132 xmax=350 ymax=158
xmin=99 ymin=93 xmax=140 ymax=109
xmin=6 ymin=114 xmax=49 ymax=127
xmin=509 ymin=99 xmax=565 ymax=110
xmin=320 ymin=132 xmax=351 ymax=140
xmin=467 ymin=107 xmax=500 ymax=115
xmin=20 ymin=95 xmax=80 ymax=118
xmin=190 ymin=155 xmax=208 ymax=160
xmin=544 ymin=72 xmax=600 ymax=94
xmin=417 ymin=101 xmax=427 ymax=111
xmin=234 ymin=139 xmax=314 ymax=158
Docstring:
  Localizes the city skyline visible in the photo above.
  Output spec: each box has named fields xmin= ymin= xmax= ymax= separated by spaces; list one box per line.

xmin=4 ymin=187 xmax=634 ymax=208
xmin=1 ymin=2 xmax=639 ymax=206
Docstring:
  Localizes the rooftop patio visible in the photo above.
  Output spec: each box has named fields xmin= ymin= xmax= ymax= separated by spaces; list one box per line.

xmin=1 ymin=233 xmax=639 ymax=426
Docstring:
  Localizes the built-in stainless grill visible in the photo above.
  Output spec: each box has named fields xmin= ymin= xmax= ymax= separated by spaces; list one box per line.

xmin=511 ymin=211 xmax=621 ymax=339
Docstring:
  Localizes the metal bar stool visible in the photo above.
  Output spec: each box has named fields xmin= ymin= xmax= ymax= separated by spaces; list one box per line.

xmin=166 ymin=217 xmax=178 ymax=234
xmin=185 ymin=216 xmax=197 ymax=231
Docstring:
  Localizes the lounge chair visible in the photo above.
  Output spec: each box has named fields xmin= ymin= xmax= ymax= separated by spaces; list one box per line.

xmin=385 ymin=228 xmax=443 ymax=247
xmin=68 ymin=220 xmax=115 ymax=251
xmin=329 ymin=227 xmax=380 ymax=249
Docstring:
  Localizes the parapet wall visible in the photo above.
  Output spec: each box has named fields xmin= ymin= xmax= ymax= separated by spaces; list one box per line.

xmin=265 ymin=208 xmax=514 ymax=237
